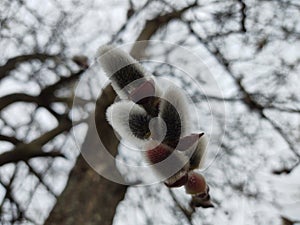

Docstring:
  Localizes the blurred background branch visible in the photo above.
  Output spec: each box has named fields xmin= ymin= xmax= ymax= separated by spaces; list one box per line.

xmin=0 ymin=0 xmax=299 ymax=224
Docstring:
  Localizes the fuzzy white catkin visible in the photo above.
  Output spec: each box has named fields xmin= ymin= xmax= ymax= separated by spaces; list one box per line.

xmin=98 ymin=45 xmax=153 ymax=99
xmin=106 ymin=100 xmax=149 ymax=146
xmin=97 ymin=45 xmax=142 ymax=77
xmin=159 ymin=84 xmax=192 ymax=136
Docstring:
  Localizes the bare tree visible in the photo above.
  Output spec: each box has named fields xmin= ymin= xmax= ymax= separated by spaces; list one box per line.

xmin=0 ymin=0 xmax=299 ymax=224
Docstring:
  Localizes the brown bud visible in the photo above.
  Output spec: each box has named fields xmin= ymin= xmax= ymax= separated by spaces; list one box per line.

xmin=145 ymin=143 xmax=189 ymax=188
xmin=185 ymin=172 xmax=214 ymax=208
xmin=185 ymin=171 xmax=207 ymax=195
xmin=145 ymin=143 xmax=172 ymax=164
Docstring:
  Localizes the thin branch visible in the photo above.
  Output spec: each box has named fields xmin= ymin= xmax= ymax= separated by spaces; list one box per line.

xmin=168 ymin=189 xmax=194 ymax=225
xmin=237 ymin=0 xmax=247 ymax=32
xmin=31 ymin=118 xmax=73 ymax=147
xmin=262 ymin=112 xmax=300 ymax=157
xmin=0 ymin=69 xmax=85 ymax=114
xmin=0 ymin=93 xmax=38 ymax=111
xmin=0 ymin=134 xmax=21 ymax=145
xmin=41 ymin=69 xmax=85 ymax=96
xmin=266 ymin=105 xmax=300 ymax=114
xmin=0 ymin=148 xmax=64 ymax=167
xmin=110 ymin=0 xmax=155 ymax=43
xmin=187 ymin=22 xmax=300 ymax=169
xmin=193 ymin=93 xmax=242 ymax=102
xmin=273 ymin=161 xmax=300 ymax=174
xmin=0 ymin=53 xmax=58 ymax=80
xmin=0 ymin=93 xmax=75 ymax=111
xmin=0 ymin=117 xmax=74 ymax=166
xmin=25 ymin=162 xmax=58 ymax=197
xmin=131 ymin=1 xmax=198 ymax=58
xmin=0 ymin=166 xmax=37 ymax=224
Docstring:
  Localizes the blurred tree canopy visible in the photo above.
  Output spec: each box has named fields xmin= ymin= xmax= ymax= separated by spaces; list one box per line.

xmin=0 ymin=0 xmax=300 ymax=225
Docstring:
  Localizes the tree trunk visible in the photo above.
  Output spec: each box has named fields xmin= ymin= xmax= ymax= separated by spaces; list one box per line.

xmin=45 ymin=86 xmax=127 ymax=225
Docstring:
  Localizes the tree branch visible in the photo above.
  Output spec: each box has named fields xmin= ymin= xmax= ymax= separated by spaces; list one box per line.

xmin=168 ymin=189 xmax=194 ymax=225
xmin=131 ymin=1 xmax=197 ymax=58
xmin=237 ymin=0 xmax=247 ymax=32
xmin=0 ymin=53 xmax=58 ymax=80
xmin=0 ymin=147 xmax=64 ymax=167
xmin=187 ymin=22 xmax=300 ymax=171
xmin=0 ymin=134 xmax=21 ymax=145
xmin=0 ymin=117 xmax=72 ymax=166
xmin=0 ymin=69 xmax=85 ymax=111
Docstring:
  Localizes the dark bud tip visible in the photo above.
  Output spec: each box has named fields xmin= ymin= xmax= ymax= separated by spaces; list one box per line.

xmin=194 ymin=201 xmax=214 ymax=208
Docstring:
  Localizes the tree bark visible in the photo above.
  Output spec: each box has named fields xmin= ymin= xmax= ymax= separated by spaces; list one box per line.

xmin=45 ymin=86 xmax=127 ymax=225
